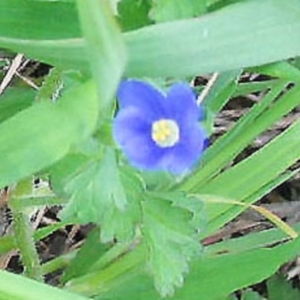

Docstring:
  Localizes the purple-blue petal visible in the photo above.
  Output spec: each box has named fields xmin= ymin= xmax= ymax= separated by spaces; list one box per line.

xmin=165 ymin=83 xmax=200 ymax=123
xmin=163 ymin=124 xmax=207 ymax=174
xmin=114 ymin=80 xmax=208 ymax=174
xmin=117 ymin=80 xmax=166 ymax=120
xmin=113 ymin=107 xmax=166 ymax=170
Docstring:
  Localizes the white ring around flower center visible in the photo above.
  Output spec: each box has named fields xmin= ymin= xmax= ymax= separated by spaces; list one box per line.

xmin=151 ymin=119 xmax=180 ymax=147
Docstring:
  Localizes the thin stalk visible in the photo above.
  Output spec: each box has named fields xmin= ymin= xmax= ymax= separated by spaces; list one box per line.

xmin=10 ymin=206 xmax=43 ymax=282
xmin=42 ymin=251 xmax=77 ymax=275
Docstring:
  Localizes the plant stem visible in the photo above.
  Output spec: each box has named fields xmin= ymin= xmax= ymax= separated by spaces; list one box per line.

xmin=11 ymin=207 xmax=43 ymax=282
xmin=42 ymin=250 xmax=77 ymax=275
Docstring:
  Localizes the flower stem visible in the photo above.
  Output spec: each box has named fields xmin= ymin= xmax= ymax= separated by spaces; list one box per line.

xmin=10 ymin=206 xmax=43 ymax=282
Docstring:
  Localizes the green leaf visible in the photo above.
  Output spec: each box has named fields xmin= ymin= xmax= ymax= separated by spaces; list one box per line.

xmin=267 ymin=274 xmax=300 ymax=300
xmin=0 ymin=0 xmax=80 ymax=40
xmin=76 ymin=0 xmax=127 ymax=119
xmin=232 ymin=79 xmax=279 ymax=98
xmin=250 ymin=61 xmax=300 ymax=82
xmin=35 ymin=68 xmax=64 ymax=102
xmin=125 ymin=0 xmax=300 ymax=77
xmin=49 ymin=152 xmax=91 ymax=197
xmin=201 ymin=70 xmax=241 ymax=133
xmin=0 ymin=269 xmax=91 ymax=300
xmin=117 ymin=0 xmax=152 ymax=31
xmin=62 ymin=228 xmax=110 ymax=283
xmin=95 ymin=237 xmax=300 ymax=300
xmin=202 ymin=70 xmax=241 ymax=115
xmin=0 ymin=80 xmax=99 ymax=189
xmin=227 ymin=295 xmax=238 ymax=300
xmin=142 ymin=193 xmax=202 ymax=297
xmin=202 ymin=169 xmax=298 ymax=239
xmin=241 ymin=290 xmax=262 ymax=300
xmin=201 ymin=115 xmax=300 ymax=226
xmin=207 ymin=0 xmax=247 ymax=12
xmin=0 ymin=87 xmax=34 ymax=123
xmin=206 ymin=220 xmax=300 ymax=256
xmin=150 ymin=192 xmax=205 ymax=230
xmin=60 ymin=148 xmax=142 ymax=242
xmin=2 ymin=1 xmax=300 ymax=77
xmin=180 ymin=80 xmax=291 ymax=192
xmin=150 ymin=0 xmax=207 ymax=22
xmin=0 ymin=222 xmax=70 ymax=257
xmin=65 ymin=243 xmax=146 ymax=297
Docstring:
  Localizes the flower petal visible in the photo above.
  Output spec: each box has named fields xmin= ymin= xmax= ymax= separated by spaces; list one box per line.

xmin=117 ymin=80 xmax=166 ymax=119
xmin=113 ymin=107 xmax=165 ymax=169
xmin=163 ymin=123 xmax=207 ymax=174
xmin=114 ymin=80 xmax=208 ymax=174
xmin=165 ymin=83 xmax=201 ymax=122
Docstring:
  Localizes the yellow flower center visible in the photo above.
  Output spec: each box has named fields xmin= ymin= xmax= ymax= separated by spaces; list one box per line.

xmin=151 ymin=119 xmax=180 ymax=147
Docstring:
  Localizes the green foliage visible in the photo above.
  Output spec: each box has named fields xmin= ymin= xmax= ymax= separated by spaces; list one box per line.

xmin=150 ymin=0 xmax=207 ymax=22
xmin=94 ymin=237 xmax=300 ymax=300
xmin=76 ymin=0 xmax=127 ymax=118
xmin=1 ymin=0 xmax=300 ymax=299
xmin=142 ymin=193 xmax=202 ymax=296
xmin=0 ymin=269 xmax=91 ymax=300
xmin=117 ymin=0 xmax=152 ymax=31
xmin=1 ymin=0 xmax=300 ymax=77
xmin=62 ymin=228 xmax=110 ymax=284
xmin=241 ymin=290 xmax=262 ymax=300
xmin=60 ymin=148 xmax=142 ymax=242
xmin=267 ymin=274 xmax=300 ymax=300
xmin=0 ymin=80 xmax=98 ymax=188
xmin=0 ymin=87 xmax=34 ymax=122
xmin=35 ymin=67 xmax=64 ymax=102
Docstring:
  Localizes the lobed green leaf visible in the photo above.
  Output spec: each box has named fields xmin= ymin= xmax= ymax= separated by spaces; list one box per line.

xmin=141 ymin=193 xmax=202 ymax=297
xmin=60 ymin=148 xmax=142 ymax=242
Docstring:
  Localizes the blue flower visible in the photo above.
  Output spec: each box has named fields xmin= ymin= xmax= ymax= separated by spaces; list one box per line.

xmin=113 ymin=80 xmax=207 ymax=174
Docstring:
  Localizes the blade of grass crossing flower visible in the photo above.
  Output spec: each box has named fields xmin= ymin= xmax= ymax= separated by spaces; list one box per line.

xmin=2 ymin=1 xmax=300 ymax=78
xmin=76 ymin=0 xmax=127 ymax=119
xmin=125 ymin=0 xmax=300 ymax=77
